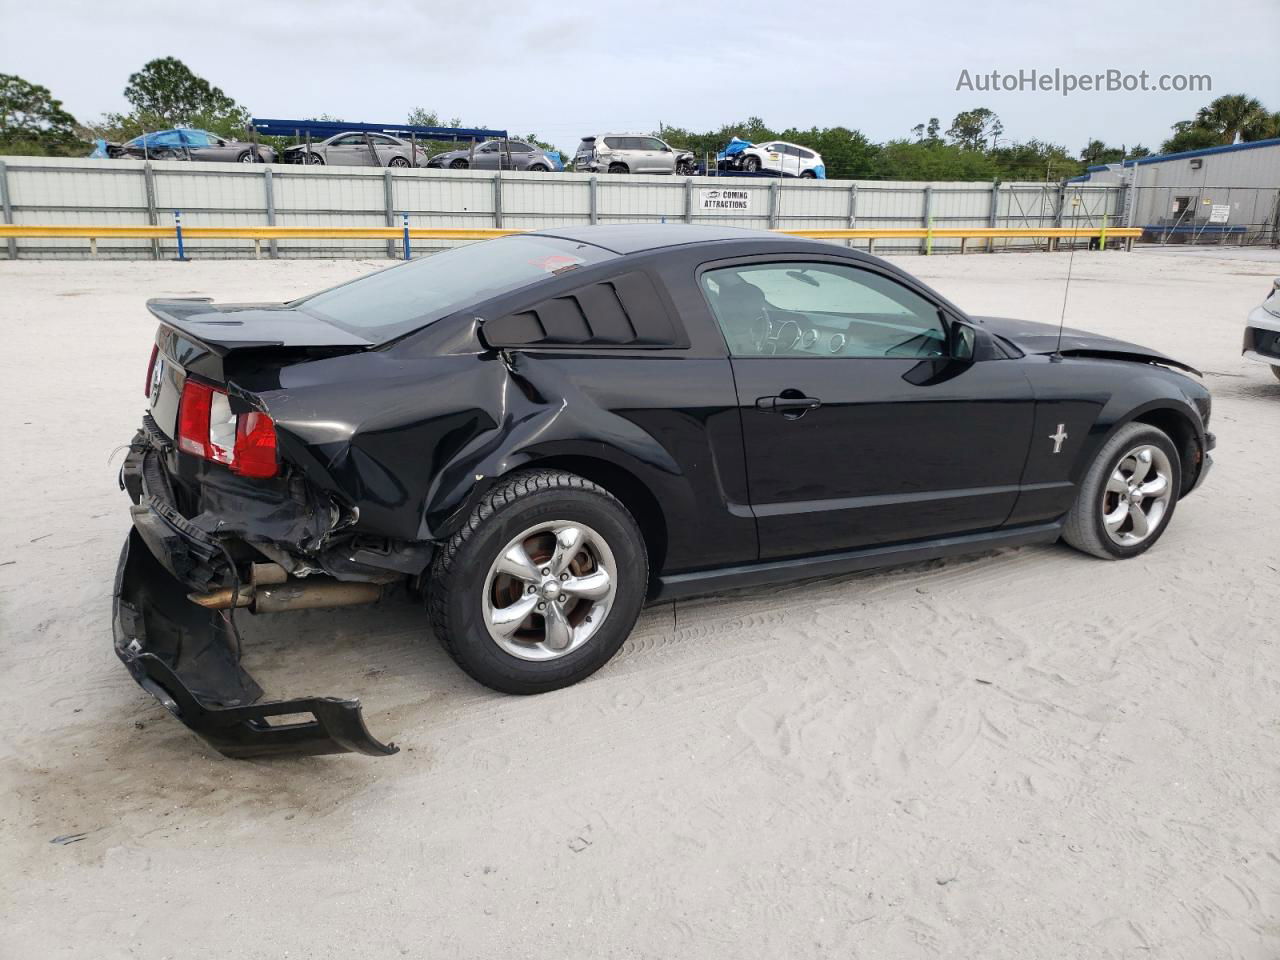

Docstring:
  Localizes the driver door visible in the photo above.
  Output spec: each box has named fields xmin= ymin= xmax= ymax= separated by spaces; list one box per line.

xmin=326 ymin=134 xmax=377 ymax=166
xmin=757 ymin=143 xmax=785 ymax=174
xmin=701 ymin=258 xmax=1036 ymax=559
xmin=472 ymin=141 xmax=503 ymax=170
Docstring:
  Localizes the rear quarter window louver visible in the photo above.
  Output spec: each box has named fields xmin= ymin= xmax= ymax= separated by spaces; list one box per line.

xmin=482 ymin=272 xmax=687 ymax=349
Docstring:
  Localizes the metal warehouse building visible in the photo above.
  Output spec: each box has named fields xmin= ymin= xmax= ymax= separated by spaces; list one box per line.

xmin=1073 ymin=138 xmax=1280 ymax=243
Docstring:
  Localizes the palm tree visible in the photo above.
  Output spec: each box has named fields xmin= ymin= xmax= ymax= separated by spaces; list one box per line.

xmin=1194 ymin=94 xmax=1268 ymax=144
xmin=1242 ymin=110 xmax=1280 ymax=142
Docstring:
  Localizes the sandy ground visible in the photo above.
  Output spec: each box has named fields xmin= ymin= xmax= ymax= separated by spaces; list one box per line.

xmin=2 ymin=244 xmax=1279 ymax=959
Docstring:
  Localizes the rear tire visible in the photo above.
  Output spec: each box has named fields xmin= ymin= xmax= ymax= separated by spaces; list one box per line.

xmin=1062 ymin=422 xmax=1181 ymax=560
xmin=388 ymin=156 xmax=410 ymax=168
xmin=608 ymin=162 xmax=629 ymax=174
xmin=427 ymin=470 xmax=648 ymax=695
xmin=1271 ymin=365 xmax=1280 ymax=382
xmin=800 ymin=170 xmax=816 ymax=179
xmin=527 ymin=163 xmax=549 ymax=172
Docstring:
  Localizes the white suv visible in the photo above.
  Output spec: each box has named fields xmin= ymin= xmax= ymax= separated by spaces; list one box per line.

xmin=720 ymin=138 xmax=826 ymax=178
xmin=574 ymin=134 xmax=679 ymax=175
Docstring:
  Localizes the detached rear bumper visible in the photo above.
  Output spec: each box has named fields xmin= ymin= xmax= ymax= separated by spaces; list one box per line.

xmin=113 ymin=475 xmax=398 ymax=758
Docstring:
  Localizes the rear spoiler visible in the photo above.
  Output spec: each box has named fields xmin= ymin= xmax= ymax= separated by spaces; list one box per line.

xmin=147 ymin=298 xmax=374 ymax=357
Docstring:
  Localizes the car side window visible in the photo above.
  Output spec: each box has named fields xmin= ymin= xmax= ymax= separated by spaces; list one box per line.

xmin=701 ymin=261 xmax=948 ymax=359
xmin=603 ymin=137 xmax=621 ymax=150
xmin=509 ymin=141 xmax=534 ymax=153
xmin=333 ymin=135 xmax=364 ymax=146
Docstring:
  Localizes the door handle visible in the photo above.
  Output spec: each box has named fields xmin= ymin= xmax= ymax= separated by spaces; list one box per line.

xmin=756 ymin=394 xmax=821 ymax=414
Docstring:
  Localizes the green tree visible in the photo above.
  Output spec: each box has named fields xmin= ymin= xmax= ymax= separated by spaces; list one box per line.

xmin=947 ymin=107 xmax=1002 ymax=150
xmin=992 ymin=139 xmax=1081 ymax=180
xmin=1242 ymin=110 xmax=1280 ymax=142
xmin=911 ymin=117 xmax=942 ymax=145
xmin=0 ymin=72 xmax=82 ymax=155
xmin=121 ymin=57 xmax=247 ymax=131
xmin=1160 ymin=119 xmax=1222 ymax=154
xmin=1193 ymin=94 xmax=1268 ymax=144
xmin=873 ymin=140 xmax=998 ymax=180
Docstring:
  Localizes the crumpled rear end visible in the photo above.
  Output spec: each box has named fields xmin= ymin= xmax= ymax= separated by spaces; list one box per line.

xmin=112 ymin=528 xmax=398 ymax=759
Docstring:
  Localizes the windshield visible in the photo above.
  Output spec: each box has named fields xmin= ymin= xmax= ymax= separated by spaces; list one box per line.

xmin=291 ymin=235 xmax=616 ymax=342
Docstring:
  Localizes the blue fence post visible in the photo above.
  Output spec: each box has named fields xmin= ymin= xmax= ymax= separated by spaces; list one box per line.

xmin=402 ymin=212 xmax=411 ymax=261
xmin=173 ymin=210 xmax=188 ymax=261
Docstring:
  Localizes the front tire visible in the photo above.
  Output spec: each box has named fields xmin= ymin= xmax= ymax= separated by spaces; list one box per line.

xmin=1271 ymin=365 xmax=1280 ymax=382
xmin=1062 ymin=422 xmax=1181 ymax=560
xmin=427 ymin=470 xmax=648 ymax=694
xmin=450 ymin=158 xmax=469 ymax=169
xmin=743 ymin=156 xmax=761 ymax=173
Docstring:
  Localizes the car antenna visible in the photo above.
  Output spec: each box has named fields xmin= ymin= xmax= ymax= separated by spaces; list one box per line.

xmin=1053 ymin=192 xmax=1082 ymax=361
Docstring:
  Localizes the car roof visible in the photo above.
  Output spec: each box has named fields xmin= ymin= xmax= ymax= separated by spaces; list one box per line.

xmin=530 ymin=223 xmax=825 ymax=255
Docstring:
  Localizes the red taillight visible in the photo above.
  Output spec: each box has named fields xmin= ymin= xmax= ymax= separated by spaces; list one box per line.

xmin=177 ymin=379 xmax=214 ymax=458
xmin=144 ymin=343 xmax=159 ymax=398
xmin=176 ymin=379 xmax=279 ymax=478
xmin=231 ymin=411 xmax=279 ymax=478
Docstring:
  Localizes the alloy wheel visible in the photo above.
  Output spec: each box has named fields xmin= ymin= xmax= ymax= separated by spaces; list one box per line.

xmin=1102 ymin=444 xmax=1174 ymax=546
xmin=481 ymin=521 xmax=618 ymax=661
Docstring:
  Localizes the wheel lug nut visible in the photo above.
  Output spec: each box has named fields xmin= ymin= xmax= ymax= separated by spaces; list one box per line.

xmin=537 ymin=602 xmax=546 ymax=610
xmin=541 ymin=568 xmax=550 ymax=576
xmin=558 ymin=595 xmax=567 ymax=603
xmin=527 ymin=585 xmax=536 ymax=594
xmin=559 ymin=572 xmax=569 ymax=581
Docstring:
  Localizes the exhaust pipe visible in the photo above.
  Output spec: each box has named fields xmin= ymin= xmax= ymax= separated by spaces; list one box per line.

xmin=188 ymin=563 xmax=382 ymax=614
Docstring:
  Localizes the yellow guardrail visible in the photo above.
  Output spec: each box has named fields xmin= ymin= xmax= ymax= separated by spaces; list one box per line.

xmin=0 ymin=222 xmax=1141 ymax=255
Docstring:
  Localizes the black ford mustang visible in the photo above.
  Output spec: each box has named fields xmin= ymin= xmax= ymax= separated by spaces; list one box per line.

xmin=115 ymin=225 xmax=1214 ymax=758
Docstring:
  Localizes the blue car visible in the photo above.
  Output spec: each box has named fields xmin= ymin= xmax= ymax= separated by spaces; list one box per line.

xmin=109 ymin=128 xmax=274 ymax=163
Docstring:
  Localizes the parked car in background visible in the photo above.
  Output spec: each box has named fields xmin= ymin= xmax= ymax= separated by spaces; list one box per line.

xmin=717 ymin=137 xmax=825 ymax=178
xmin=111 ymin=129 xmax=274 ymax=163
xmin=573 ymin=134 xmax=684 ymax=175
xmin=1242 ymin=277 xmax=1280 ymax=381
xmin=427 ymin=139 xmax=562 ymax=171
xmin=281 ymin=131 xmax=430 ymax=167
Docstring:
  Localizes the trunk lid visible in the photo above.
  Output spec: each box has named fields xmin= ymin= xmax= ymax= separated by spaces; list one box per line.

xmin=146 ymin=298 xmax=374 ymax=439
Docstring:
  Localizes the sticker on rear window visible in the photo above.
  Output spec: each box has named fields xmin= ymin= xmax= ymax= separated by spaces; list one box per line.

xmin=528 ymin=254 xmax=585 ymax=276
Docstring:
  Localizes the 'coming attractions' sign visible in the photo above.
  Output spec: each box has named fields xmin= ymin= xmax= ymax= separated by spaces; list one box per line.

xmin=697 ymin=188 xmax=753 ymax=212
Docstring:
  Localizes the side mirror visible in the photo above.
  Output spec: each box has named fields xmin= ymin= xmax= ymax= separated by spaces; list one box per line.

xmin=949 ymin=321 xmax=976 ymax=362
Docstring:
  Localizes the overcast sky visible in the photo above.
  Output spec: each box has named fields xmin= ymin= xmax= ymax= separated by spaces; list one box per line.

xmin=3 ymin=0 xmax=1277 ymax=154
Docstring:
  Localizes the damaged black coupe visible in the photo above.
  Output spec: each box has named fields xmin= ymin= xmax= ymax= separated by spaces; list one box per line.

xmin=114 ymin=225 xmax=1214 ymax=757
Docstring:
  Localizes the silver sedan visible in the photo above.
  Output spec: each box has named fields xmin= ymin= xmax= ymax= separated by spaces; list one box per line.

xmin=282 ymin=132 xmax=430 ymax=168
